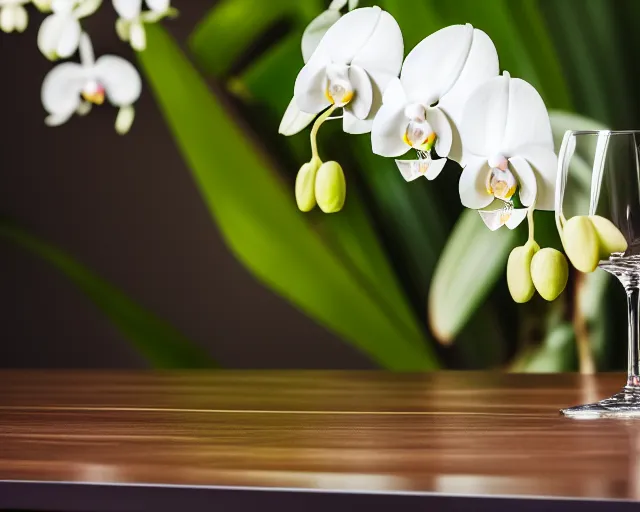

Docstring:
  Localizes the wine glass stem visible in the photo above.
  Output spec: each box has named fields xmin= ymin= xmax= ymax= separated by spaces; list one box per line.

xmin=627 ymin=286 xmax=640 ymax=388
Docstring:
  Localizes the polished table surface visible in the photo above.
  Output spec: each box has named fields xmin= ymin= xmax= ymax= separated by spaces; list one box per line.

xmin=1 ymin=371 xmax=639 ymax=511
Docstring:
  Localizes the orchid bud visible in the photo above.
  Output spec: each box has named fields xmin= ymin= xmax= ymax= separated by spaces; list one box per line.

xmin=507 ymin=240 xmax=540 ymax=303
xmin=531 ymin=248 xmax=569 ymax=301
xmin=589 ymin=215 xmax=628 ymax=258
xmin=315 ymin=161 xmax=346 ymax=213
xmin=295 ymin=159 xmax=320 ymax=212
xmin=562 ymin=216 xmax=600 ymax=273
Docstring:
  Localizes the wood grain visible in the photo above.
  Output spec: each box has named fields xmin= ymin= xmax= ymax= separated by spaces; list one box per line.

xmin=0 ymin=371 xmax=637 ymax=503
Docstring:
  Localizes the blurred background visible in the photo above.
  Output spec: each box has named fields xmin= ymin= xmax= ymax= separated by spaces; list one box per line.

xmin=0 ymin=0 xmax=635 ymax=371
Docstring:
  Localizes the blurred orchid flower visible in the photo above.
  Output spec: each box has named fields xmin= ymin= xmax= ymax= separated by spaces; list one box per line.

xmin=0 ymin=0 xmax=32 ymax=32
xmin=41 ymin=32 xmax=142 ymax=134
xmin=37 ymin=0 xmax=102 ymax=60
xmin=279 ymin=0 xmax=358 ymax=135
xmin=371 ymin=24 xmax=498 ymax=182
xmin=292 ymin=6 xmax=403 ymax=135
xmin=458 ymin=71 xmax=557 ymax=230
xmin=113 ymin=0 xmax=176 ymax=51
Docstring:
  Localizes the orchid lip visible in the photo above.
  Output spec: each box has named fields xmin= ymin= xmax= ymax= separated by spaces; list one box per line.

xmin=486 ymin=166 xmax=517 ymax=202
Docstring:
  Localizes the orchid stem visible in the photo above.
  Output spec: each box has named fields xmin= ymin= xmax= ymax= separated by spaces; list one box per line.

xmin=310 ymin=104 xmax=337 ymax=162
xmin=527 ymin=205 xmax=536 ymax=243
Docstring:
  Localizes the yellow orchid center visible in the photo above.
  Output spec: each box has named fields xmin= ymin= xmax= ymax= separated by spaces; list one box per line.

xmin=325 ymin=79 xmax=353 ymax=107
xmin=403 ymin=103 xmax=436 ymax=151
xmin=82 ymin=82 xmax=105 ymax=105
xmin=486 ymin=154 xmax=516 ymax=201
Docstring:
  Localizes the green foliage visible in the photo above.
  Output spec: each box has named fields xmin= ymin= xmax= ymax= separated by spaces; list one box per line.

xmin=0 ymin=220 xmax=214 ymax=368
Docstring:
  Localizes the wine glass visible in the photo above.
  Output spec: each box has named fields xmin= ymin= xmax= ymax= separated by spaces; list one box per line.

xmin=556 ymin=130 xmax=640 ymax=418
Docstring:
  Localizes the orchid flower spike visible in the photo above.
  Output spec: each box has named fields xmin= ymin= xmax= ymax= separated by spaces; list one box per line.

xmin=371 ymin=24 xmax=498 ymax=182
xmin=38 ymin=0 xmax=102 ymax=60
xmin=113 ymin=0 xmax=176 ymax=51
xmin=458 ymin=70 xmax=557 ymax=231
xmin=293 ymin=6 xmax=403 ymax=135
xmin=279 ymin=0 xmax=359 ymax=136
xmin=41 ymin=32 xmax=142 ymax=134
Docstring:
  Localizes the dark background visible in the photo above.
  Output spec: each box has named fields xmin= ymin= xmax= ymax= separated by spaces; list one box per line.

xmin=0 ymin=1 xmax=370 ymax=369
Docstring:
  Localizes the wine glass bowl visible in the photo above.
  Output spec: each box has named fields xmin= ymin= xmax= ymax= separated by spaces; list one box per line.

xmin=557 ymin=130 xmax=640 ymax=418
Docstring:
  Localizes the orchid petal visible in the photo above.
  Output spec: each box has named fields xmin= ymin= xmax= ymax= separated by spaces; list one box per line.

xmin=461 ymin=72 xmax=554 ymax=158
xmin=14 ymin=4 xmax=27 ymax=31
xmin=146 ymin=0 xmax=169 ymax=11
xmin=318 ymin=6 xmax=383 ymax=65
xmin=501 ymin=78 xmax=554 ymax=154
xmin=38 ymin=13 xmax=81 ymax=59
xmin=0 ymin=5 xmax=16 ymax=32
xmin=294 ymin=55 xmax=330 ymax=114
xmin=51 ymin=0 xmax=74 ymax=12
xmin=279 ymin=97 xmax=316 ymax=136
xmin=73 ymin=0 xmax=102 ymax=18
xmin=45 ymin=111 xmax=75 ymax=126
xmin=113 ymin=0 xmax=141 ymax=19
xmin=347 ymin=64 xmax=372 ymax=120
xmin=301 ymin=9 xmax=341 ymax=64
xmin=350 ymin=9 xmax=403 ymax=79
xmin=437 ymin=27 xmax=499 ymax=130
xmin=508 ymin=155 xmax=537 ymax=207
xmin=342 ymin=109 xmax=372 ymax=135
xmin=348 ymin=0 xmax=358 ymax=9
xmin=94 ymin=55 xmax=142 ymax=106
xmin=115 ymin=17 xmax=129 ymax=40
xmin=380 ymin=76 xmax=407 ymax=111
xmin=427 ymin=107 xmax=452 ymax=158
xmin=425 ymin=158 xmax=448 ymax=180
xmin=129 ymin=20 xmax=146 ymax=50
xmin=33 ymin=0 xmax=53 ymax=13
xmin=517 ymin=145 xmax=558 ymax=211
xmin=328 ymin=0 xmax=348 ymax=9
xmin=401 ymin=24 xmax=473 ymax=106
xmin=41 ymin=62 xmax=85 ymax=120
xmin=460 ymin=72 xmax=509 ymax=157
xmin=459 ymin=154 xmax=493 ymax=209
xmin=395 ymin=158 xmax=446 ymax=182
xmin=371 ymin=101 xmax=408 ymax=157
xmin=505 ymin=209 xmax=528 ymax=229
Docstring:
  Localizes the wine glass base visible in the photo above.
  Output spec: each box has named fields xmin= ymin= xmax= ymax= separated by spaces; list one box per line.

xmin=561 ymin=387 xmax=640 ymax=419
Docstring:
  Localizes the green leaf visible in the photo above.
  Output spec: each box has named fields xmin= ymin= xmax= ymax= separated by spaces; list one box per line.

xmin=429 ymin=209 xmax=521 ymax=344
xmin=541 ymin=0 xmax=611 ymax=124
xmin=138 ymin=24 xmax=437 ymax=369
xmin=0 ymin=219 xmax=214 ymax=368
xmin=505 ymin=0 xmax=572 ymax=110
xmin=379 ymin=0 xmax=443 ymax=50
xmin=514 ymin=322 xmax=576 ymax=373
xmin=188 ymin=0 xmax=320 ymax=77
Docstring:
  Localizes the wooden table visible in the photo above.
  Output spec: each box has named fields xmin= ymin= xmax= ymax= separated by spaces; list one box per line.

xmin=1 ymin=371 xmax=640 ymax=511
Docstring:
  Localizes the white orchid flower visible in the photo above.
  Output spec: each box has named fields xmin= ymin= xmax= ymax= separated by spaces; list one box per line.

xmin=37 ymin=0 xmax=102 ymax=60
xmin=371 ymin=23 xmax=498 ymax=182
xmin=41 ymin=33 xmax=142 ymax=134
xmin=279 ymin=0 xmax=359 ymax=136
xmin=292 ymin=6 xmax=403 ymax=135
xmin=458 ymin=71 xmax=557 ymax=231
xmin=113 ymin=0 xmax=175 ymax=51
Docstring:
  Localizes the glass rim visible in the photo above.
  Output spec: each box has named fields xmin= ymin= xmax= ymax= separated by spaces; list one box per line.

xmin=567 ymin=129 xmax=640 ymax=136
